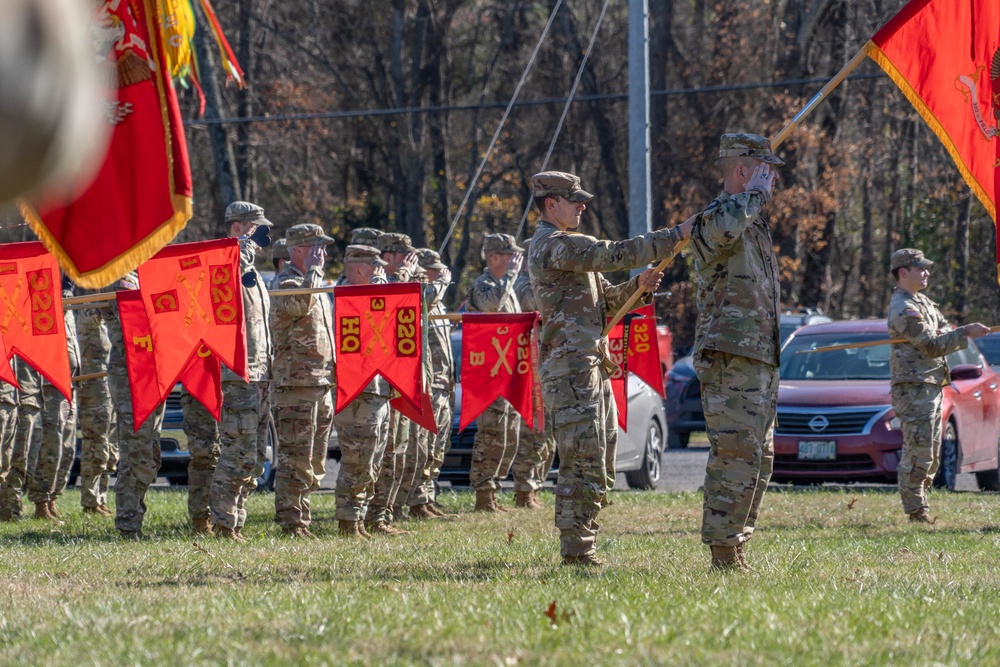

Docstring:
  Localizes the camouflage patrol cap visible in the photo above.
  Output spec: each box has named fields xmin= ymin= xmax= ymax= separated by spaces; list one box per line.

xmin=482 ymin=233 xmax=525 ymax=256
xmin=417 ymin=248 xmax=447 ymax=270
xmin=271 ymin=237 xmax=289 ymax=261
xmin=531 ymin=171 xmax=594 ymax=203
xmin=350 ymin=227 xmax=383 ymax=246
xmin=718 ymin=133 xmax=784 ymax=165
xmin=376 ymin=232 xmax=416 ymax=254
xmin=343 ymin=244 xmax=388 ymax=267
xmin=285 ymin=223 xmax=334 ymax=247
xmin=891 ymin=248 xmax=934 ymax=271
xmin=225 ymin=201 xmax=273 ymax=227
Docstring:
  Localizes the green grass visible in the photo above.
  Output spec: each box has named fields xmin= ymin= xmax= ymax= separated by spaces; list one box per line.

xmin=2 ymin=487 xmax=1000 ymax=666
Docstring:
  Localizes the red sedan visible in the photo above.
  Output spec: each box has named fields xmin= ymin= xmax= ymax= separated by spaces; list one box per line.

xmin=773 ymin=319 xmax=1000 ymax=489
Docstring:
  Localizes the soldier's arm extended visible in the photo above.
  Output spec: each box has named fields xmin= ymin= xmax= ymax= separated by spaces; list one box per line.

xmin=601 ymin=273 xmax=651 ymax=314
xmin=692 ymin=188 xmax=768 ymax=254
xmin=889 ymin=302 xmax=968 ymax=359
xmin=423 ymin=277 xmax=448 ymax=310
xmin=466 ymin=271 xmax=516 ymax=312
xmin=542 ymin=227 xmax=683 ymax=274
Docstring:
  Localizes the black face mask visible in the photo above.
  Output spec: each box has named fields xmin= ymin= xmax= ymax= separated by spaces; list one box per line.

xmin=250 ymin=225 xmax=271 ymax=247
xmin=241 ymin=271 xmax=258 ymax=288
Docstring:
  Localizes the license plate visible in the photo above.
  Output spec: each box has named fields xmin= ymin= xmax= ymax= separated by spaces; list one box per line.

xmin=798 ymin=440 xmax=836 ymax=461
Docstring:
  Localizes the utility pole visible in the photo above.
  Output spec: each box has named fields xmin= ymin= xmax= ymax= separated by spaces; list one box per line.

xmin=628 ymin=0 xmax=651 ymax=273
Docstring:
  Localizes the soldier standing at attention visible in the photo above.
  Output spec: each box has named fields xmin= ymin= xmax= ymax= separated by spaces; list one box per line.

xmin=887 ymin=248 xmax=989 ymax=522
xmin=270 ymin=224 xmax=336 ymax=538
xmin=465 ymin=233 xmax=524 ymax=512
xmin=209 ymin=201 xmax=274 ymax=541
xmin=528 ymin=171 xmax=689 ymax=566
xmin=4 ymin=362 xmax=41 ymax=521
xmin=0 ymin=375 xmax=17 ymax=521
xmin=76 ymin=293 xmax=116 ymax=517
xmin=367 ymin=233 xmax=419 ymax=529
xmin=107 ymin=272 xmax=165 ymax=539
xmin=332 ymin=245 xmax=393 ymax=538
xmin=690 ymin=134 xmax=785 ymax=571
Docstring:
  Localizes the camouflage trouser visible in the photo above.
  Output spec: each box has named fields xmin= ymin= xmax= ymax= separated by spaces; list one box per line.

xmin=243 ymin=380 xmax=272 ymax=502
xmin=210 ymin=381 xmax=264 ymax=530
xmin=420 ymin=387 xmax=453 ymax=502
xmin=368 ymin=412 xmax=411 ymax=523
xmin=398 ymin=415 xmax=431 ymax=508
xmin=0 ymin=402 xmax=37 ymax=519
xmin=110 ymin=368 xmax=164 ymax=533
xmin=182 ymin=391 xmax=221 ymax=522
xmin=510 ymin=418 xmax=549 ymax=492
xmin=891 ymin=382 xmax=943 ymax=515
xmin=333 ymin=393 xmax=390 ymax=521
xmin=544 ymin=366 xmax=616 ymax=558
xmin=695 ymin=351 xmax=778 ymax=547
xmin=77 ymin=375 xmax=115 ymax=508
xmin=27 ymin=383 xmax=77 ymax=504
xmin=469 ymin=397 xmax=517 ymax=490
xmin=273 ymin=385 xmax=332 ymax=530
xmin=0 ymin=403 xmax=18 ymax=516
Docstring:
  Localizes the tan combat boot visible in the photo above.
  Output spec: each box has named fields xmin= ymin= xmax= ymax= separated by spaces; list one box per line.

xmin=339 ymin=519 xmax=364 ymax=537
xmin=366 ymin=520 xmax=410 ymax=536
xmin=97 ymin=504 xmax=113 ymax=516
xmin=35 ymin=502 xmax=61 ymax=523
xmin=409 ymin=503 xmax=439 ymax=520
xmin=710 ymin=546 xmax=749 ymax=572
xmin=529 ymin=490 xmax=545 ymax=509
xmin=735 ymin=543 xmax=750 ymax=570
xmin=491 ymin=490 xmax=509 ymax=513
xmin=216 ymin=526 xmax=246 ymax=543
xmin=562 ymin=552 xmax=606 ymax=567
xmin=425 ymin=504 xmax=457 ymax=518
xmin=908 ymin=510 xmax=932 ymax=523
xmin=192 ymin=517 xmax=214 ymax=535
xmin=82 ymin=506 xmax=108 ymax=516
xmin=356 ymin=521 xmax=373 ymax=539
xmin=474 ymin=489 xmax=496 ymax=512
xmin=47 ymin=500 xmax=62 ymax=518
xmin=515 ymin=491 xmax=532 ymax=508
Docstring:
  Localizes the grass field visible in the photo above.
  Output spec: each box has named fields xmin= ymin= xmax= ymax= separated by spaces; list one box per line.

xmin=2 ymin=487 xmax=1000 ymax=666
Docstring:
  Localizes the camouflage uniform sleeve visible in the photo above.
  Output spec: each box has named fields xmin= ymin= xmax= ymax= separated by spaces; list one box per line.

xmin=693 ymin=190 xmax=768 ymax=253
xmin=272 ymin=267 xmax=324 ymax=318
xmin=542 ymin=227 xmax=682 ymax=273
xmin=888 ymin=296 xmax=967 ymax=359
xmin=391 ymin=266 xmax=414 ymax=283
xmin=601 ymin=274 xmax=650 ymax=313
xmin=423 ymin=278 xmax=448 ymax=309
xmin=467 ymin=271 xmax=517 ymax=312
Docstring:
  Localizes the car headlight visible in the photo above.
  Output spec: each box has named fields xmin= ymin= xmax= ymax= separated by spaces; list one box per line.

xmin=887 ymin=417 xmax=901 ymax=431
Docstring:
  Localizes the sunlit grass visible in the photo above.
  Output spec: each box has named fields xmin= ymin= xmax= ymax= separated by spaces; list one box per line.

xmin=1 ymin=487 xmax=1000 ymax=665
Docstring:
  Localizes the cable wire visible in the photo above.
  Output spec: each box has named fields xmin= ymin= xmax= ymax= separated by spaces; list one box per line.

xmin=514 ymin=0 xmax=611 ymax=241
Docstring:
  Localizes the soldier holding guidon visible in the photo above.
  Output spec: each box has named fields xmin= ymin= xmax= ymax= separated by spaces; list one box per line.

xmin=886 ymin=248 xmax=989 ymax=522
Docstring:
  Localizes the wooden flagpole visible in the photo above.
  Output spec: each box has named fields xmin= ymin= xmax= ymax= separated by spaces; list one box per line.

xmin=796 ymin=326 xmax=1000 ymax=354
xmin=601 ymin=49 xmax=870 ymax=338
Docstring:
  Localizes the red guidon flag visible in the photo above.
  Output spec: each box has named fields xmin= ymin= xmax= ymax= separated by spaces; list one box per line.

xmin=607 ymin=318 xmax=629 ymax=432
xmin=0 ymin=243 xmax=71 ymax=398
xmin=136 ymin=239 xmax=246 ymax=400
xmin=118 ymin=290 xmax=223 ymax=429
xmin=628 ymin=316 xmax=664 ymax=398
xmin=21 ymin=0 xmax=193 ymax=288
xmin=334 ymin=283 xmax=423 ymax=413
xmin=459 ymin=313 xmax=541 ymax=431
xmin=390 ymin=379 xmax=439 ymax=435
xmin=864 ymin=0 xmax=1000 ymax=275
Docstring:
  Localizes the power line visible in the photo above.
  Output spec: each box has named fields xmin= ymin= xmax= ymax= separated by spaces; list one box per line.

xmin=182 ymin=72 xmax=886 ymax=127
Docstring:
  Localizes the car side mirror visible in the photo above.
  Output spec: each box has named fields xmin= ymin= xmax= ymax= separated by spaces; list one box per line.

xmin=950 ymin=364 xmax=984 ymax=382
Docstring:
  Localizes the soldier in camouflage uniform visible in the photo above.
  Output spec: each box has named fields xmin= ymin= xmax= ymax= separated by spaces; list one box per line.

xmin=76 ymin=296 xmax=116 ymax=516
xmin=886 ymin=248 xmax=989 ymax=522
xmin=181 ymin=387 xmax=220 ymax=533
xmin=465 ymin=233 xmax=524 ymax=512
xmin=528 ymin=171 xmax=688 ymax=566
xmin=397 ymin=249 xmax=455 ymax=520
xmin=507 ymin=261 xmax=548 ymax=509
xmin=271 ymin=237 xmax=288 ymax=275
xmin=27 ymin=279 xmax=80 ymax=522
xmin=367 ymin=233 xmax=419 ymax=532
xmin=209 ymin=202 xmax=274 ymax=541
xmin=332 ymin=245 xmax=393 ymax=538
xmin=107 ymin=272 xmax=165 ymax=539
xmin=0 ymin=361 xmax=37 ymax=521
xmin=270 ymin=224 xmax=336 ymax=538
xmin=0 ymin=377 xmax=17 ymax=521
xmin=690 ymin=134 xmax=784 ymax=571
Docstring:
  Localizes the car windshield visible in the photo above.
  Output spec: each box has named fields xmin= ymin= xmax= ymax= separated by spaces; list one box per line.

xmin=779 ymin=322 xmax=800 ymax=345
xmin=974 ymin=334 xmax=1000 ymax=366
xmin=780 ymin=332 xmax=891 ymax=380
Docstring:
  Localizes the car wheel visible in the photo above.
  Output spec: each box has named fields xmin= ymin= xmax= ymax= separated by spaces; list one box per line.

xmin=975 ymin=434 xmax=1000 ymax=492
xmin=666 ymin=429 xmax=690 ymax=449
xmin=933 ymin=421 xmax=958 ymax=491
xmin=625 ymin=419 xmax=663 ymax=490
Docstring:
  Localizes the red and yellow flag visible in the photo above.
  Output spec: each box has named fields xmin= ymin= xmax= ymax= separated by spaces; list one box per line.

xmin=0 ymin=243 xmax=72 ymax=399
xmin=136 ymin=239 xmax=246 ymax=399
xmin=608 ymin=319 xmax=629 ymax=432
xmin=864 ymin=0 xmax=1000 ymax=273
xmin=334 ymin=283 xmax=424 ymax=413
xmin=21 ymin=0 xmax=192 ymax=288
xmin=459 ymin=313 xmax=541 ymax=431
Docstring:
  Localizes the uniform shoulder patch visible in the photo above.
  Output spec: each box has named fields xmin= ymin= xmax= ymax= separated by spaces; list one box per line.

xmin=905 ymin=308 xmax=920 ymax=318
